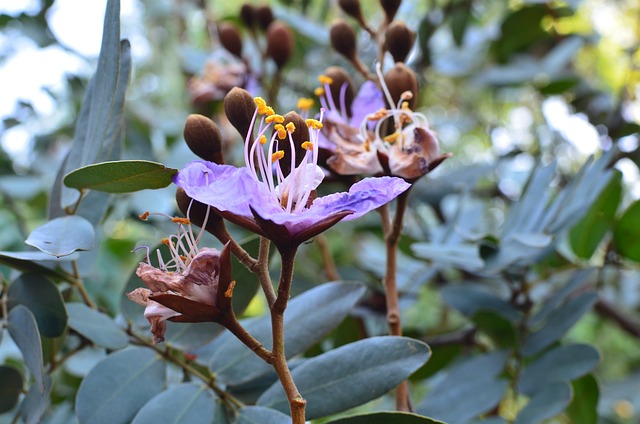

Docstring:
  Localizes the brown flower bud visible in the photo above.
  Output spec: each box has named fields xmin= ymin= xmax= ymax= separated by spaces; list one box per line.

xmin=266 ymin=21 xmax=294 ymax=69
xmin=384 ymin=21 xmax=415 ymax=63
xmin=338 ymin=0 xmax=363 ymax=21
xmin=380 ymin=0 xmax=402 ymax=23
xmin=384 ymin=62 xmax=418 ymax=109
xmin=183 ymin=114 xmax=224 ymax=164
xmin=224 ymin=87 xmax=255 ymax=140
xmin=240 ymin=3 xmax=256 ymax=29
xmin=323 ymin=66 xmax=356 ymax=118
xmin=256 ymin=5 xmax=274 ymax=31
xmin=218 ymin=22 xmax=243 ymax=58
xmin=277 ymin=111 xmax=309 ymax=176
xmin=330 ymin=20 xmax=357 ymax=60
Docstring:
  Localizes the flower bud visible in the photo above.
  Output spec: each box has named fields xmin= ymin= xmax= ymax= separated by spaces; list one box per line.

xmin=330 ymin=20 xmax=357 ymax=60
xmin=218 ymin=22 xmax=243 ymax=58
xmin=224 ymin=87 xmax=255 ymax=140
xmin=384 ymin=21 xmax=415 ymax=63
xmin=338 ymin=0 xmax=364 ymax=21
xmin=384 ymin=62 xmax=418 ymax=109
xmin=323 ymin=66 xmax=356 ymax=118
xmin=184 ymin=114 xmax=224 ymax=164
xmin=278 ymin=111 xmax=309 ymax=176
xmin=256 ymin=5 xmax=274 ymax=31
xmin=240 ymin=3 xmax=256 ymax=29
xmin=266 ymin=21 xmax=294 ymax=69
xmin=380 ymin=0 xmax=402 ymax=23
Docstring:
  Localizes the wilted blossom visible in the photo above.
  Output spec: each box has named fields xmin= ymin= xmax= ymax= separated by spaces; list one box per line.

xmin=128 ymin=212 xmax=233 ymax=343
xmin=175 ymin=93 xmax=410 ymax=250
xmin=321 ymin=64 xmax=450 ymax=180
xmin=188 ymin=54 xmax=250 ymax=105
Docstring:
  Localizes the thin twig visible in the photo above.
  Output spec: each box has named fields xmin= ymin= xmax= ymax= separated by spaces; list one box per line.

xmin=315 ymin=234 xmax=341 ymax=281
xmin=258 ymin=237 xmax=276 ymax=307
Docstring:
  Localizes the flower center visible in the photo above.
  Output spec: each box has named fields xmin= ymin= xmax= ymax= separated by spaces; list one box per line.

xmin=358 ymin=63 xmax=430 ymax=151
xmin=244 ymin=97 xmax=326 ymax=214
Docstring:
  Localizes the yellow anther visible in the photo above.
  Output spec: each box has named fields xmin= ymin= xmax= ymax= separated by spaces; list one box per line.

xmin=254 ymin=97 xmax=269 ymax=115
xmin=179 ymin=255 xmax=187 ymax=261
xmin=305 ymin=118 xmax=323 ymax=130
xmin=139 ymin=211 xmax=150 ymax=220
xmin=161 ymin=238 xmax=171 ymax=246
xmin=264 ymin=106 xmax=275 ymax=116
xmin=171 ymin=217 xmax=190 ymax=225
xmin=314 ymin=87 xmax=325 ymax=96
xmin=301 ymin=141 xmax=313 ymax=150
xmin=265 ymin=114 xmax=285 ymax=124
xmin=259 ymin=135 xmax=267 ymax=145
xmin=318 ymin=75 xmax=334 ymax=85
xmin=274 ymin=124 xmax=287 ymax=139
xmin=271 ymin=150 xmax=285 ymax=162
xmin=297 ymin=97 xmax=314 ymax=110
xmin=384 ymin=131 xmax=400 ymax=143
xmin=368 ymin=109 xmax=389 ymax=121
xmin=401 ymin=101 xmax=410 ymax=111
xmin=225 ymin=280 xmax=237 ymax=298
xmin=286 ymin=122 xmax=296 ymax=133
xmin=364 ymin=138 xmax=371 ymax=152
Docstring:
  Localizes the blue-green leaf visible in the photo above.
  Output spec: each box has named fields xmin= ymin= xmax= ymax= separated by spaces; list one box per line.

xmin=76 ymin=347 xmax=165 ymax=424
xmin=25 ymin=216 xmax=95 ymax=257
xmin=7 ymin=305 xmax=44 ymax=394
xmin=518 ymin=344 xmax=600 ymax=396
xmin=132 ymin=383 xmax=215 ymax=424
xmin=66 ymin=303 xmax=128 ymax=350
xmin=207 ymin=281 xmax=366 ymax=385
xmin=515 ymin=382 xmax=572 ymax=424
xmin=7 ymin=273 xmax=67 ymax=337
xmin=0 ymin=365 xmax=23 ymax=413
xmin=64 ymin=161 xmax=178 ymax=194
xmin=234 ymin=406 xmax=291 ymax=424
xmin=257 ymin=336 xmax=431 ymax=420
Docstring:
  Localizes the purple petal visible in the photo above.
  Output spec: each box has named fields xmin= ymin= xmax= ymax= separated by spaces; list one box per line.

xmin=350 ymin=81 xmax=385 ymax=128
xmin=174 ymin=161 xmax=275 ymax=219
xmin=310 ymin=176 xmax=411 ymax=221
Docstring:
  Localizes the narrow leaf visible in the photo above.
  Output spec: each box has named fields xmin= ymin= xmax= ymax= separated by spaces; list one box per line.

xmin=76 ymin=347 xmax=165 ymax=424
xmin=64 ymin=161 xmax=178 ymax=193
xmin=257 ymin=336 xmax=431 ymax=419
xmin=25 ymin=216 xmax=95 ymax=257
xmin=7 ymin=305 xmax=44 ymax=394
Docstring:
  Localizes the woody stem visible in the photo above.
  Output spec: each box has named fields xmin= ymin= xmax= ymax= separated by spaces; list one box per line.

xmin=270 ymin=247 xmax=305 ymax=423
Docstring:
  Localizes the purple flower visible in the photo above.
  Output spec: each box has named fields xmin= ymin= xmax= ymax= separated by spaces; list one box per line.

xmin=175 ymin=95 xmax=410 ymax=249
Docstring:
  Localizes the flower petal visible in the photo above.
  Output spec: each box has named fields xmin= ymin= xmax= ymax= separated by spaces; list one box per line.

xmin=350 ymin=81 xmax=385 ymax=128
xmin=310 ymin=176 xmax=411 ymax=221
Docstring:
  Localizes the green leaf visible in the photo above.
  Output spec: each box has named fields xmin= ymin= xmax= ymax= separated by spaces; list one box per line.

xmin=234 ymin=406 xmax=291 ymax=424
xmin=411 ymin=243 xmax=484 ymax=271
xmin=327 ymin=412 xmax=445 ymax=424
xmin=257 ymin=336 xmax=431 ymax=419
xmin=7 ymin=305 xmax=45 ymax=394
xmin=25 ymin=216 xmax=95 ymax=257
xmin=7 ymin=273 xmax=67 ymax=337
xmin=518 ymin=344 xmax=600 ymax=396
xmin=472 ymin=310 xmax=516 ymax=348
xmin=76 ymin=347 xmax=165 ymax=424
xmin=0 ymin=250 xmax=79 ymax=282
xmin=569 ymin=171 xmax=621 ymax=259
xmin=440 ymin=284 xmax=521 ymax=322
xmin=0 ymin=365 xmax=23 ymax=413
xmin=521 ymin=291 xmax=597 ymax=357
xmin=613 ymin=200 xmax=640 ymax=262
xmin=514 ymin=382 xmax=572 ymax=424
xmin=132 ymin=383 xmax=215 ymax=424
xmin=66 ymin=302 xmax=129 ymax=350
xmin=417 ymin=351 xmax=508 ymax=423
xmin=566 ymin=374 xmax=599 ymax=424
xmin=207 ymin=281 xmax=366 ymax=385
xmin=64 ymin=161 xmax=178 ymax=194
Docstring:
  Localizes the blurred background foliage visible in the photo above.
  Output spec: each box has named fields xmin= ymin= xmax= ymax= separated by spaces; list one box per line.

xmin=1 ymin=0 xmax=640 ymax=423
